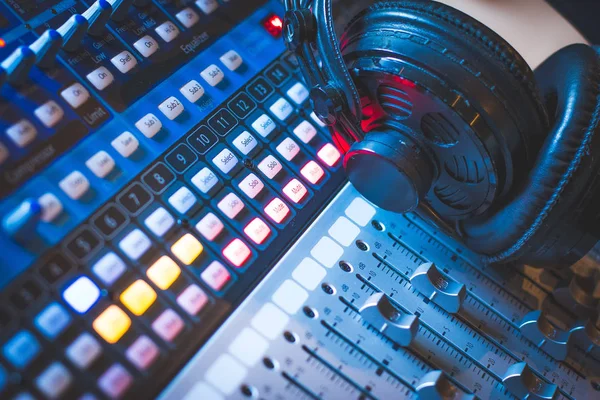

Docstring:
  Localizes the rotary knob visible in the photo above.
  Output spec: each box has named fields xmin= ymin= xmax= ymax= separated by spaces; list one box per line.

xmin=29 ymin=30 xmax=63 ymax=68
xmin=410 ymin=262 xmax=466 ymax=314
xmin=57 ymin=15 xmax=89 ymax=52
xmin=0 ymin=46 xmax=36 ymax=86
xmin=501 ymin=362 xmax=558 ymax=400
xmin=358 ymin=293 xmax=418 ymax=346
xmin=416 ymin=370 xmax=475 ymax=400
xmin=83 ymin=0 xmax=113 ymax=37
xmin=519 ymin=311 xmax=571 ymax=361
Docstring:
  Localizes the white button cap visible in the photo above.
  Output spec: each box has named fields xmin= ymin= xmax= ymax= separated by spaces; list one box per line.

xmin=135 ymin=113 xmax=162 ymax=138
xmin=126 ymin=336 xmax=159 ymax=371
xmin=286 ymin=82 xmax=310 ymax=105
xmin=195 ymin=212 xmax=224 ymax=241
xmin=175 ymin=8 xmax=200 ymax=28
xmin=98 ymin=364 xmax=132 ymax=399
xmin=276 ymin=137 xmax=300 ymax=161
xmin=62 ymin=276 xmax=100 ymax=314
xmin=228 ymin=328 xmax=268 ymax=367
xmin=176 ymin=284 xmax=209 ymax=316
xmin=144 ymin=207 xmax=175 ymax=237
xmin=59 ymin=171 xmax=90 ymax=200
xmin=179 ymin=80 xmax=204 ymax=103
xmin=269 ymin=97 xmax=293 ymax=121
xmin=133 ymin=35 xmax=159 ymax=58
xmin=196 ymin=0 xmax=219 ymax=15
xmin=111 ymin=131 xmax=139 ymax=158
xmin=219 ymin=50 xmax=243 ymax=71
xmin=85 ymin=151 xmax=115 ymax=178
xmin=35 ymin=362 xmax=72 ymax=399
xmin=237 ymin=173 xmax=264 ymax=199
xmin=200 ymin=64 xmax=224 ymax=87
xmin=6 ymin=119 xmax=37 ymax=147
xmin=293 ymin=120 xmax=317 ymax=144
xmin=251 ymin=113 xmax=276 ymax=138
xmin=205 ymin=354 xmax=246 ymax=396
xmin=328 ymin=216 xmax=360 ymax=246
xmin=292 ymin=257 xmax=327 ymax=290
xmin=110 ymin=50 xmax=137 ymax=74
xmin=92 ymin=252 xmax=126 ymax=286
xmin=158 ymin=96 xmax=185 ymax=120
xmin=211 ymin=148 xmax=238 ymax=174
xmin=272 ymin=279 xmax=308 ymax=315
xmin=154 ymin=21 xmax=180 ymax=43
xmin=152 ymin=309 xmax=184 ymax=342
xmin=119 ymin=229 xmax=151 ymax=261
xmin=231 ymin=130 xmax=257 ymax=156
xmin=310 ymin=236 xmax=343 ymax=268
xmin=168 ymin=186 xmax=197 ymax=214
xmin=66 ymin=333 xmax=102 ymax=369
xmin=38 ymin=193 xmax=62 ymax=222
xmin=191 ymin=167 xmax=220 ymax=194
xmin=251 ymin=302 xmax=289 ymax=340
xmin=257 ymin=155 xmax=282 ymax=179
xmin=345 ymin=197 xmax=376 ymax=226
xmin=60 ymin=83 xmax=90 ymax=109
xmin=34 ymin=100 xmax=64 ymax=128
xmin=86 ymin=66 xmax=114 ymax=91
xmin=217 ymin=192 xmax=244 ymax=219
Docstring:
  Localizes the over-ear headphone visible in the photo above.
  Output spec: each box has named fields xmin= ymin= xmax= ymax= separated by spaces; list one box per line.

xmin=283 ymin=0 xmax=600 ymax=270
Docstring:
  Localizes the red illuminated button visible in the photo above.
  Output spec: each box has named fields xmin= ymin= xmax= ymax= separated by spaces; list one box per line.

xmin=201 ymin=261 xmax=231 ymax=291
xmin=222 ymin=239 xmax=252 ymax=267
xmin=317 ymin=143 xmax=341 ymax=167
xmin=300 ymin=161 xmax=325 ymax=184
xmin=282 ymin=179 xmax=308 ymax=204
xmin=264 ymin=197 xmax=290 ymax=223
xmin=244 ymin=218 xmax=271 ymax=245
xmin=263 ymin=14 xmax=283 ymax=38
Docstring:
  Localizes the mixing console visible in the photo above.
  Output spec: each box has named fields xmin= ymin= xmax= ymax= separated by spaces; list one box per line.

xmin=0 ymin=0 xmax=598 ymax=399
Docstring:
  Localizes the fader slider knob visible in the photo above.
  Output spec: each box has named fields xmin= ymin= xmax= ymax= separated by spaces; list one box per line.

xmin=358 ymin=293 xmax=418 ymax=346
xmin=519 ymin=311 xmax=571 ymax=361
xmin=57 ymin=15 xmax=89 ymax=52
xmin=2 ymin=199 xmax=42 ymax=239
xmin=83 ymin=0 xmax=113 ymax=37
xmin=1 ymin=46 xmax=36 ymax=86
xmin=410 ymin=262 xmax=466 ymax=314
xmin=501 ymin=362 xmax=558 ymax=400
xmin=415 ymin=370 xmax=475 ymax=400
xmin=569 ymin=316 xmax=600 ymax=354
xmin=29 ymin=30 xmax=63 ymax=68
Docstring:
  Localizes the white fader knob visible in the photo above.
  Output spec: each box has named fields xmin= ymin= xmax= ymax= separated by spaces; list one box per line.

xmin=416 ymin=370 xmax=475 ymax=400
xmin=83 ymin=0 xmax=113 ymax=37
xmin=519 ymin=311 xmax=571 ymax=361
xmin=410 ymin=262 xmax=466 ymax=314
xmin=501 ymin=362 xmax=558 ymax=400
xmin=358 ymin=293 xmax=418 ymax=346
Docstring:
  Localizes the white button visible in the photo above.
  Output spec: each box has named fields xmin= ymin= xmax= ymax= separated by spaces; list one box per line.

xmin=272 ymin=279 xmax=308 ymax=315
xmin=286 ymin=82 xmax=309 ymax=105
xmin=205 ymin=354 xmax=247 ymax=396
xmin=292 ymin=258 xmax=327 ymax=290
xmin=282 ymin=178 xmax=308 ymax=204
xmin=35 ymin=362 xmax=72 ymax=399
xmin=182 ymin=383 xmax=224 ymax=400
xmin=86 ymin=66 xmax=114 ymax=91
xmin=119 ymin=229 xmax=151 ymax=261
xmin=133 ymin=35 xmax=159 ymax=58
xmin=85 ymin=151 xmax=115 ymax=178
xmin=126 ymin=336 xmax=159 ymax=371
xmin=269 ymin=97 xmax=293 ymax=121
xmin=59 ymin=171 xmax=90 ymax=200
xmin=345 ymin=197 xmax=376 ymax=226
xmin=0 ymin=142 xmax=8 ymax=165
xmin=201 ymin=261 xmax=231 ymax=291
xmin=62 ymin=276 xmax=100 ymax=314
xmin=154 ymin=21 xmax=180 ymax=43
xmin=60 ymin=83 xmax=90 ymax=109
xmin=175 ymin=8 xmax=200 ymax=28
xmin=310 ymin=236 xmax=343 ymax=268
xmin=66 ymin=333 xmax=102 ymax=369
xmin=196 ymin=0 xmax=219 ymax=15
xmin=217 ymin=192 xmax=244 ymax=219
xmin=179 ymin=80 xmax=205 ymax=103
xmin=219 ymin=50 xmax=243 ymax=71
xmin=310 ymin=111 xmax=327 ymax=127
xmin=293 ymin=120 xmax=317 ymax=144
xmin=98 ymin=364 xmax=132 ymax=399
xmin=238 ymin=173 xmax=264 ymax=199
xmin=6 ymin=119 xmax=37 ymax=147
xmin=191 ymin=167 xmax=220 ymax=194
xmin=152 ymin=309 xmax=184 ymax=342
xmin=251 ymin=302 xmax=289 ymax=340
xmin=211 ymin=148 xmax=238 ymax=174
xmin=257 ymin=155 xmax=282 ymax=179
xmin=176 ymin=284 xmax=209 ymax=316
xmin=144 ymin=207 xmax=175 ymax=237
xmin=276 ymin=137 xmax=300 ymax=161
xmin=251 ymin=113 xmax=276 ymax=138
xmin=328 ymin=216 xmax=360 ymax=246
xmin=92 ymin=252 xmax=126 ymax=286
xmin=168 ymin=186 xmax=197 ymax=214
xmin=34 ymin=100 xmax=64 ymax=128
xmin=158 ymin=96 xmax=185 ymax=120
xmin=200 ymin=64 xmax=224 ymax=87
xmin=195 ymin=212 xmax=224 ymax=241
xmin=38 ymin=193 xmax=62 ymax=223
xmin=111 ymin=131 xmax=139 ymax=158
xmin=110 ymin=50 xmax=137 ymax=74
xmin=232 ymin=130 xmax=257 ymax=156
xmin=228 ymin=328 xmax=268 ymax=367
xmin=135 ymin=113 xmax=162 ymax=138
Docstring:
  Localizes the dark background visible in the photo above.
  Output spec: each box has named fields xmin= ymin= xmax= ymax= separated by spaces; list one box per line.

xmin=548 ymin=0 xmax=600 ymax=43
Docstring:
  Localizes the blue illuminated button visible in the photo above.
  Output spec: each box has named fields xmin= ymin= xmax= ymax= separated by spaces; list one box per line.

xmin=3 ymin=330 xmax=41 ymax=369
xmin=34 ymin=302 xmax=71 ymax=339
xmin=63 ymin=276 xmax=101 ymax=314
xmin=35 ymin=362 xmax=72 ymax=399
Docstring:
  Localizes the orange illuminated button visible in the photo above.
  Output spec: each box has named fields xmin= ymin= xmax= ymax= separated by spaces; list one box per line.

xmin=93 ymin=305 xmax=131 ymax=344
xmin=120 ymin=280 xmax=157 ymax=316
xmin=317 ymin=143 xmax=341 ymax=167
xmin=300 ymin=161 xmax=325 ymax=184
xmin=264 ymin=197 xmax=290 ymax=223
xmin=244 ymin=218 xmax=271 ymax=244
xmin=146 ymin=256 xmax=181 ymax=290
xmin=171 ymin=234 xmax=203 ymax=265
xmin=282 ymin=179 xmax=308 ymax=204
xmin=222 ymin=238 xmax=252 ymax=267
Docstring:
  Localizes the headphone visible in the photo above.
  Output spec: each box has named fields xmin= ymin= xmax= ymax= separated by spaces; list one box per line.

xmin=283 ymin=0 xmax=600 ymax=270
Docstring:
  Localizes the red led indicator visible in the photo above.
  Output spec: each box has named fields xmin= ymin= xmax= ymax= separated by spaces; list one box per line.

xmin=0 ymin=38 xmax=6 ymax=48
xmin=263 ymin=14 xmax=283 ymax=38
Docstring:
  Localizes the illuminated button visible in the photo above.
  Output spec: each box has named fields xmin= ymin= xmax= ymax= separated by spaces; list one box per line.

xmin=286 ymin=82 xmax=309 ymax=105
xmin=62 ymin=276 xmax=100 ymax=314
xmin=0 ymin=143 xmax=8 ymax=165
xmin=126 ymin=336 xmax=159 ymax=370
xmin=98 ymin=364 xmax=132 ymax=399
xmin=258 ymin=155 xmax=282 ymax=179
xmin=3 ymin=330 xmax=40 ymax=369
xmin=38 ymin=193 xmax=63 ymax=222
xmin=283 ymin=179 xmax=308 ymax=204
xmin=301 ymin=161 xmax=325 ymax=184
xmin=171 ymin=233 xmax=203 ymax=265
xmin=133 ymin=35 xmax=159 ymax=58
xmin=318 ymin=143 xmax=341 ymax=166
xmin=223 ymin=239 xmax=251 ymax=267
xmin=110 ymin=50 xmax=137 ymax=74
xmin=135 ymin=113 xmax=162 ymax=138
xmin=276 ymin=137 xmax=300 ymax=161
xmin=251 ymin=113 xmax=276 ymax=138
xmin=196 ymin=0 xmax=219 ymax=14
xmin=34 ymin=302 xmax=71 ymax=339
xmin=177 ymin=284 xmax=209 ymax=316
xmin=6 ymin=119 xmax=37 ymax=147
xmin=60 ymin=82 xmax=90 ymax=109
xmin=93 ymin=305 xmax=131 ymax=344
xmin=59 ymin=171 xmax=90 ymax=200
xmin=159 ymin=96 xmax=185 ymax=120
xmin=92 ymin=252 xmax=126 ymax=286
xmin=152 ymin=309 xmax=184 ymax=342
xmin=293 ymin=120 xmax=317 ymax=144
xmin=269 ymin=97 xmax=293 ymax=121
xmin=244 ymin=218 xmax=271 ymax=245
xmin=147 ymin=256 xmax=181 ymax=290
xmin=212 ymin=148 xmax=238 ymax=174
xmin=195 ymin=212 xmax=224 ymax=241
xmin=111 ymin=131 xmax=139 ymax=158
xmin=232 ymin=130 xmax=258 ymax=156
xmin=34 ymin=100 xmax=64 ymax=128
xmin=86 ymin=66 xmax=114 ymax=91
xmin=85 ymin=150 xmax=115 ymax=178
xmin=201 ymin=260 xmax=232 ymax=289
xmin=217 ymin=192 xmax=244 ymax=219
xmin=180 ymin=80 xmax=204 ymax=103
xmin=120 ymin=280 xmax=157 ymax=316
xmin=119 ymin=229 xmax=152 ymax=261
xmin=220 ymin=50 xmax=243 ymax=71
xmin=168 ymin=186 xmax=197 ymax=214
xmin=176 ymin=8 xmax=200 ymax=28
xmin=238 ymin=173 xmax=264 ymax=199
xmin=155 ymin=21 xmax=180 ymax=43
xmin=66 ymin=333 xmax=102 ymax=369
xmin=144 ymin=207 xmax=175 ymax=237
xmin=310 ymin=111 xmax=327 ymax=127
xmin=200 ymin=64 xmax=224 ymax=87
xmin=264 ymin=198 xmax=290 ymax=223
xmin=35 ymin=362 xmax=72 ymax=399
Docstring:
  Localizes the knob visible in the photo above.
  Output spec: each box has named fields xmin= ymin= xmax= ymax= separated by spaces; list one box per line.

xmin=570 ymin=316 xmax=600 ymax=353
xmin=553 ymin=276 xmax=598 ymax=318
xmin=2 ymin=199 xmax=42 ymax=239
xmin=358 ymin=293 xmax=418 ymax=346
xmin=57 ymin=15 xmax=89 ymax=52
xmin=416 ymin=370 xmax=475 ymax=400
xmin=109 ymin=0 xmax=134 ymax=21
xmin=519 ymin=311 xmax=571 ymax=360
xmin=0 ymin=46 xmax=36 ymax=86
xmin=29 ymin=30 xmax=63 ymax=68
xmin=501 ymin=362 xmax=558 ymax=400
xmin=83 ymin=0 xmax=113 ymax=37
xmin=410 ymin=262 xmax=466 ymax=314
